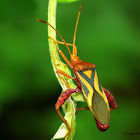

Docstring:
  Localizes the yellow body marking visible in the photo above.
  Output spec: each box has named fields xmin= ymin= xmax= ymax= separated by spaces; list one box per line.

xmin=94 ymin=70 xmax=110 ymax=110
xmin=77 ymin=72 xmax=93 ymax=106
xmin=83 ymin=70 xmax=92 ymax=79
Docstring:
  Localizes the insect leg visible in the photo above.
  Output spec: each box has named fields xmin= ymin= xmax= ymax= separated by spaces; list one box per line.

xmin=94 ymin=117 xmax=109 ymax=132
xmin=48 ymin=36 xmax=73 ymax=46
xmin=75 ymin=107 xmax=90 ymax=113
xmin=49 ymin=36 xmax=73 ymax=68
xmin=103 ymin=88 xmax=117 ymax=110
xmin=56 ymin=72 xmax=70 ymax=89
xmin=56 ymin=69 xmax=76 ymax=81
xmin=55 ymin=87 xmax=81 ymax=138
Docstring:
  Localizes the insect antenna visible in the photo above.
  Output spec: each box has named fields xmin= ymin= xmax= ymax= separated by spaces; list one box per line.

xmin=37 ymin=19 xmax=72 ymax=56
xmin=72 ymin=5 xmax=82 ymax=56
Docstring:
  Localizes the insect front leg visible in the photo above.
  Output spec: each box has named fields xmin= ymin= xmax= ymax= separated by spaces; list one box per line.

xmin=56 ymin=69 xmax=76 ymax=81
xmin=48 ymin=36 xmax=73 ymax=46
xmin=103 ymin=88 xmax=117 ymax=110
xmin=55 ymin=87 xmax=81 ymax=139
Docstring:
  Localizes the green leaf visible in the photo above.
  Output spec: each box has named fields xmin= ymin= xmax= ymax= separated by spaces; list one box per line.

xmin=57 ymin=0 xmax=79 ymax=3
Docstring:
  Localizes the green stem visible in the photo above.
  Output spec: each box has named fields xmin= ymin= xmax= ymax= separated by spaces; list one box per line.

xmin=48 ymin=0 xmax=76 ymax=140
xmin=48 ymin=0 xmax=85 ymax=139
xmin=48 ymin=0 xmax=71 ymax=90
xmin=48 ymin=0 xmax=60 ymax=78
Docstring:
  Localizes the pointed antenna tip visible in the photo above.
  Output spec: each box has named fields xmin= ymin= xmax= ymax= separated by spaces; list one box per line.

xmin=36 ymin=19 xmax=47 ymax=23
xmin=79 ymin=5 xmax=82 ymax=11
xmin=36 ymin=19 xmax=40 ymax=22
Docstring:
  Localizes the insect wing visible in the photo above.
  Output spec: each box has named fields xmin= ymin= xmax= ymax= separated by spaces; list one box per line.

xmin=77 ymin=68 xmax=110 ymax=125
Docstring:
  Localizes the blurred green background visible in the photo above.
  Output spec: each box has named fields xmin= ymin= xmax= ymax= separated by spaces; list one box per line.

xmin=0 ymin=0 xmax=140 ymax=140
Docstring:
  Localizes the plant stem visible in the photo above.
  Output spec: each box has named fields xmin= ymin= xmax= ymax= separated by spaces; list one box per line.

xmin=48 ymin=0 xmax=60 ymax=77
xmin=48 ymin=0 xmax=76 ymax=140
xmin=48 ymin=0 xmax=85 ymax=139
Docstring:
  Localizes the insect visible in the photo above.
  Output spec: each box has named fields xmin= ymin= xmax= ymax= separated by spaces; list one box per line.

xmin=37 ymin=6 xmax=117 ymax=139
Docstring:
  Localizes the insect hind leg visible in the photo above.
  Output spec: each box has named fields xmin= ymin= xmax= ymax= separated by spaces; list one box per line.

xmin=55 ymin=87 xmax=81 ymax=138
xmin=103 ymin=88 xmax=117 ymax=110
xmin=94 ymin=117 xmax=109 ymax=132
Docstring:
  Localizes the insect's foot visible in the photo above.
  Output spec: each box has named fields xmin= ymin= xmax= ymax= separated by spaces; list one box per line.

xmin=63 ymin=130 xmax=70 ymax=139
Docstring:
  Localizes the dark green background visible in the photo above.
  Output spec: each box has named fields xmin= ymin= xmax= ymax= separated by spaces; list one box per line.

xmin=0 ymin=0 xmax=140 ymax=140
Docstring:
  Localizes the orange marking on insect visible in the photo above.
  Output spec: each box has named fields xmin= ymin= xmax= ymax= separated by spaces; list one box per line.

xmin=83 ymin=70 xmax=92 ymax=79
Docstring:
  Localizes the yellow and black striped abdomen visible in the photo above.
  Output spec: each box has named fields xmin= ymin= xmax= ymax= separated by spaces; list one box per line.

xmin=77 ymin=68 xmax=110 ymax=125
